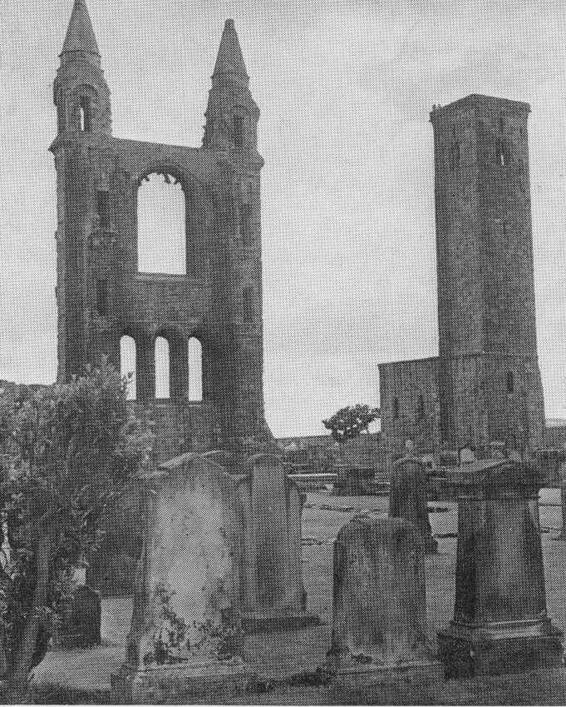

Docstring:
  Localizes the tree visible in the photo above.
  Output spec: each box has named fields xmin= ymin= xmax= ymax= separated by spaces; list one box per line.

xmin=322 ymin=404 xmax=380 ymax=446
xmin=0 ymin=359 xmax=153 ymax=698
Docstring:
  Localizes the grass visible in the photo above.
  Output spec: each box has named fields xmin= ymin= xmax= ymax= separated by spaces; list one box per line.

xmin=28 ymin=489 xmax=566 ymax=704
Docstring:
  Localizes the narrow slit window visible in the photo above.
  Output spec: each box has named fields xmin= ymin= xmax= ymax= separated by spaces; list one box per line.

xmin=79 ymin=96 xmax=92 ymax=132
xmin=240 ymin=204 xmax=252 ymax=246
xmin=495 ymin=139 xmax=509 ymax=166
xmin=120 ymin=335 xmax=136 ymax=401
xmin=155 ymin=336 xmax=170 ymax=399
xmin=243 ymin=287 xmax=253 ymax=322
xmin=97 ymin=190 xmax=110 ymax=228
xmin=393 ymin=397 xmax=400 ymax=420
xmin=96 ymin=279 xmax=108 ymax=316
xmin=416 ymin=394 xmax=425 ymax=421
xmin=233 ymin=115 xmax=244 ymax=148
xmin=188 ymin=337 xmax=203 ymax=402
xmin=506 ymin=371 xmax=514 ymax=394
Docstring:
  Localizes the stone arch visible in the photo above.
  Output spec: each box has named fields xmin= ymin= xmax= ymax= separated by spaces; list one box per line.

xmin=231 ymin=104 xmax=250 ymax=148
xmin=70 ymin=84 xmax=99 ymax=133
xmin=134 ymin=165 xmax=208 ymax=277
xmin=155 ymin=326 xmax=188 ymax=401
xmin=188 ymin=336 xmax=203 ymax=402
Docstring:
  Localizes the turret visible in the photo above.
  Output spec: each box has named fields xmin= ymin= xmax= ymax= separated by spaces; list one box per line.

xmin=203 ymin=19 xmax=258 ymax=151
xmin=53 ymin=0 xmax=111 ymax=138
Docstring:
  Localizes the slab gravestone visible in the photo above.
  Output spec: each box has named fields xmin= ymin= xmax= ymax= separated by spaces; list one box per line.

xmin=438 ymin=459 xmax=563 ymax=677
xmin=111 ymin=453 xmax=252 ymax=703
xmin=389 ymin=456 xmax=437 ymax=553
xmin=236 ymin=453 xmax=319 ymax=631
xmin=326 ymin=515 xmax=442 ymax=684
xmin=52 ymin=585 xmax=101 ymax=649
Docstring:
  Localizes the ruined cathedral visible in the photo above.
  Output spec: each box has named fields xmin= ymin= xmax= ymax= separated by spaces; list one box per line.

xmin=52 ymin=0 xmax=270 ymax=459
xmin=380 ymin=95 xmax=545 ymax=456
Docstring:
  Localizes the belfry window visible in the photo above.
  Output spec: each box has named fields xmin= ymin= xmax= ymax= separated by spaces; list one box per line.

xmin=233 ymin=115 xmax=244 ymax=148
xmin=79 ymin=96 xmax=92 ymax=132
xmin=495 ymin=138 xmax=510 ymax=166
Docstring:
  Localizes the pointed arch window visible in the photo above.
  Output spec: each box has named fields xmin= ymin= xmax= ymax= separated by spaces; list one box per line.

xmin=79 ymin=96 xmax=92 ymax=132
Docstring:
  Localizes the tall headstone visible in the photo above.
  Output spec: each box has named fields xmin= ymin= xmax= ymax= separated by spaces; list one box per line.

xmin=111 ymin=454 xmax=252 ymax=704
xmin=326 ymin=515 xmax=442 ymax=684
xmin=558 ymin=459 xmax=566 ymax=540
xmin=438 ymin=459 xmax=563 ymax=677
xmin=236 ymin=454 xmax=319 ymax=631
xmin=53 ymin=585 xmax=102 ymax=650
xmin=389 ymin=456 xmax=438 ymax=553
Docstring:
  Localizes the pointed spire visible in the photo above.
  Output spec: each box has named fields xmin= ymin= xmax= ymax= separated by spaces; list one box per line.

xmin=212 ymin=19 xmax=249 ymax=86
xmin=60 ymin=0 xmax=101 ymax=66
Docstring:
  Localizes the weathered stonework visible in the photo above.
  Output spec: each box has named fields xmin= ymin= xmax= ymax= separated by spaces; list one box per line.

xmin=380 ymin=95 xmax=545 ymax=456
xmin=437 ymin=459 xmax=563 ymax=677
xmin=326 ymin=516 xmax=442 ymax=685
xmin=52 ymin=3 xmax=271 ymax=460
xmin=389 ymin=456 xmax=437 ymax=553
xmin=236 ymin=454 xmax=319 ymax=631
xmin=111 ymin=453 xmax=251 ymax=703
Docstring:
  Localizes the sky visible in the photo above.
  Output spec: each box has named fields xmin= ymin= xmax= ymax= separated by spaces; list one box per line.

xmin=1 ymin=0 xmax=566 ymax=437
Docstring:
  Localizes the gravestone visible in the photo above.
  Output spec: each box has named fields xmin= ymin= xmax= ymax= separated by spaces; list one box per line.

xmin=52 ymin=585 xmax=102 ymax=649
xmin=558 ymin=460 xmax=566 ymax=540
xmin=236 ymin=453 xmax=319 ymax=632
xmin=438 ymin=459 xmax=563 ymax=677
xmin=389 ymin=456 xmax=438 ymax=553
xmin=111 ymin=454 xmax=252 ymax=703
xmin=326 ymin=515 xmax=442 ymax=684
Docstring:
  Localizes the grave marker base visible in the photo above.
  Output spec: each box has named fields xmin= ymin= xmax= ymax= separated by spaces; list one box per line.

xmin=111 ymin=659 xmax=254 ymax=704
xmin=241 ymin=609 xmax=321 ymax=633
xmin=438 ymin=620 xmax=564 ymax=678
xmin=325 ymin=658 xmax=443 ymax=687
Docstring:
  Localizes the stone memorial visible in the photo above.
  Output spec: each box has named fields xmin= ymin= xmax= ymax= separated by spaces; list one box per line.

xmin=326 ymin=515 xmax=442 ymax=684
xmin=53 ymin=585 xmax=102 ymax=650
xmin=558 ymin=459 xmax=566 ymax=540
xmin=236 ymin=453 xmax=319 ymax=631
xmin=111 ymin=454 xmax=252 ymax=703
xmin=438 ymin=459 xmax=563 ymax=677
xmin=389 ymin=455 xmax=438 ymax=553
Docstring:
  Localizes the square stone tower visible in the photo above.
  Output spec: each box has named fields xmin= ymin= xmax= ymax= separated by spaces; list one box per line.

xmin=430 ymin=94 xmax=544 ymax=450
xmin=51 ymin=1 xmax=271 ymax=459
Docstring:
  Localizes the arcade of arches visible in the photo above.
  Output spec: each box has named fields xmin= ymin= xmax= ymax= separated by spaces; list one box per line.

xmin=120 ymin=334 xmax=203 ymax=403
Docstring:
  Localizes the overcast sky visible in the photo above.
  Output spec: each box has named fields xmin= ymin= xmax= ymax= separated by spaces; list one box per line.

xmin=1 ymin=0 xmax=566 ymax=436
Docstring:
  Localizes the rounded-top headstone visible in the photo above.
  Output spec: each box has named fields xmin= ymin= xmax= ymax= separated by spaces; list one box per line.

xmin=328 ymin=515 xmax=437 ymax=675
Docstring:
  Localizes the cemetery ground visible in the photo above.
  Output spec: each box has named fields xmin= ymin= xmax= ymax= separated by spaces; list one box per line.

xmin=32 ymin=489 xmax=566 ymax=705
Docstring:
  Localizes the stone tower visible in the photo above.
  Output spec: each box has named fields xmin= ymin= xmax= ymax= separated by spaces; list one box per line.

xmin=430 ymin=94 xmax=544 ymax=451
xmin=51 ymin=1 xmax=270 ymax=459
